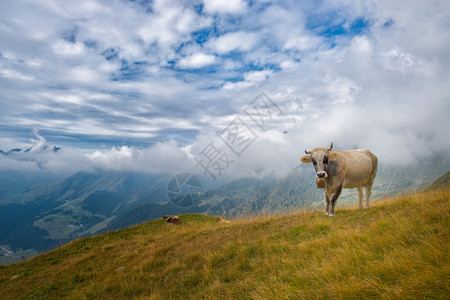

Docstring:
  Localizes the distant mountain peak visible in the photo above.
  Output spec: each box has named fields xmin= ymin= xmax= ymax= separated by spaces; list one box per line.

xmin=0 ymin=148 xmax=23 ymax=155
xmin=0 ymin=146 xmax=62 ymax=155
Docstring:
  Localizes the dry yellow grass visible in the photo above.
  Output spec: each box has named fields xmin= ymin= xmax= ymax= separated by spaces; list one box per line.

xmin=0 ymin=189 xmax=449 ymax=299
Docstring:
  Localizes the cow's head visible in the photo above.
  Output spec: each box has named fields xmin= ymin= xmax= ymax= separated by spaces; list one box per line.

xmin=300 ymin=143 xmax=339 ymax=186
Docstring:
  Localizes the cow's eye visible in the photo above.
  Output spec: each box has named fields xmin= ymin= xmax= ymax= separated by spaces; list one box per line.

xmin=312 ymin=158 xmax=317 ymax=165
xmin=323 ymin=156 xmax=328 ymax=164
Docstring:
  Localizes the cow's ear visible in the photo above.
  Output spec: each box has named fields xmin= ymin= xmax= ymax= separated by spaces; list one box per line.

xmin=301 ymin=155 xmax=312 ymax=163
xmin=328 ymin=151 xmax=340 ymax=161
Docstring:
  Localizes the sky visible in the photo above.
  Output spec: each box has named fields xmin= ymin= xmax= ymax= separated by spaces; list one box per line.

xmin=0 ymin=0 xmax=449 ymax=180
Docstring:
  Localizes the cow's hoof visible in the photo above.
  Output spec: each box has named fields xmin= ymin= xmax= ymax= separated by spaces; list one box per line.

xmin=324 ymin=212 xmax=329 ymax=216
xmin=328 ymin=213 xmax=335 ymax=218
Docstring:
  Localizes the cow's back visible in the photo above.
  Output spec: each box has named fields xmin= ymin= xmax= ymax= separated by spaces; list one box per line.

xmin=339 ymin=149 xmax=377 ymax=188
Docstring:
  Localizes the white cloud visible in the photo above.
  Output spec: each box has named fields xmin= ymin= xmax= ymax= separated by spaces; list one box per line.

xmin=283 ymin=36 xmax=322 ymax=51
xmin=69 ymin=66 xmax=104 ymax=83
xmin=87 ymin=140 xmax=194 ymax=174
xmin=0 ymin=68 xmax=34 ymax=81
xmin=348 ymin=35 xmax=374 ymax=69
xmin=222 ymin=70 xmax=273 ymax=90
xmin=208 ymin=31 xmax=258 ymax=54
xmin=178 ymin=52 xmax=218 ymax=69
xmin=244 ymin=70 xmax=272 ymax=82
xmin=0 ymin=133 xmax=193 ymax=175
xmin=203 ymin=0 xmax=247 ymax=14
xmin=222 ymin=69 xmax=273 ymax=90
xmin=52 ymin=41 xmax=85 ymax=56
xmin=381 ymin=48 xmax=414 ymax=72
xmin=137 ymin=0 xmax=211 ymax=51
xmin=0 ymin=133 xmax=94 ymax=174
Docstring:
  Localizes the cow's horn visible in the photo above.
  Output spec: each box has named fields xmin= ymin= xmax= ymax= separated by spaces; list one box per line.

xmin=326 ymin=143 xmax=333 ymax=151
xmin=305 ymin=150 xmax=311 ymax=154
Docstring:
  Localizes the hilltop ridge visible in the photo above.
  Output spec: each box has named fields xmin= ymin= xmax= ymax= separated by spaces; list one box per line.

xmin=424 ymin=171 xmax=450 ymax=192
xmin=0 ymin=184 xmax=448 ymax=299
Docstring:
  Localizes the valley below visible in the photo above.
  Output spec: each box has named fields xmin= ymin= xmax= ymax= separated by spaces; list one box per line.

xmin=0 ymin=181 xmax=448 ymax=299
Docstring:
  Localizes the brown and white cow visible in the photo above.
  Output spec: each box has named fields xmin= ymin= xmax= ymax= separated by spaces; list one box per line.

xmin=164 ymin=214 xmax=182 ymax=225
xmin=301 ymin=143 xmax=378 ymax=217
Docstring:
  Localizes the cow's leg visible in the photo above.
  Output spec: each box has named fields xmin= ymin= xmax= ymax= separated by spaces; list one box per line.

xmin=329 ymin=185 xmax=343 ymax=218
xmin=325 ymin=193 xmax=330 ymax=216
xmin=357 ymin=186 xmax=363 ymax=209
xmin=365 ymin=182 xmax=373 ymax=208
xmin=365 ymin=165 xmax=377 ymax=208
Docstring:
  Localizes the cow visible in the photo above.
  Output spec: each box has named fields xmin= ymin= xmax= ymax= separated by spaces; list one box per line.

xmin=163 ymin=214 xmax=182 ymax=225
xmin=300 ymin=143 xmax=378 ymax=217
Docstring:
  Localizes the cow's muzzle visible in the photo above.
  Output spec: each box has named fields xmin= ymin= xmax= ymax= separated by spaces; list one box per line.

xmin=316 ymin=171 xmax=327 ymax=178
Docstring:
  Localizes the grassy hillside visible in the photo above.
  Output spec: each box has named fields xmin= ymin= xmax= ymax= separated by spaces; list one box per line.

xmin=424 ymin=171 xmax=450 ymax=192
xmin=0 ymin=189 xmax=449 ymax=299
